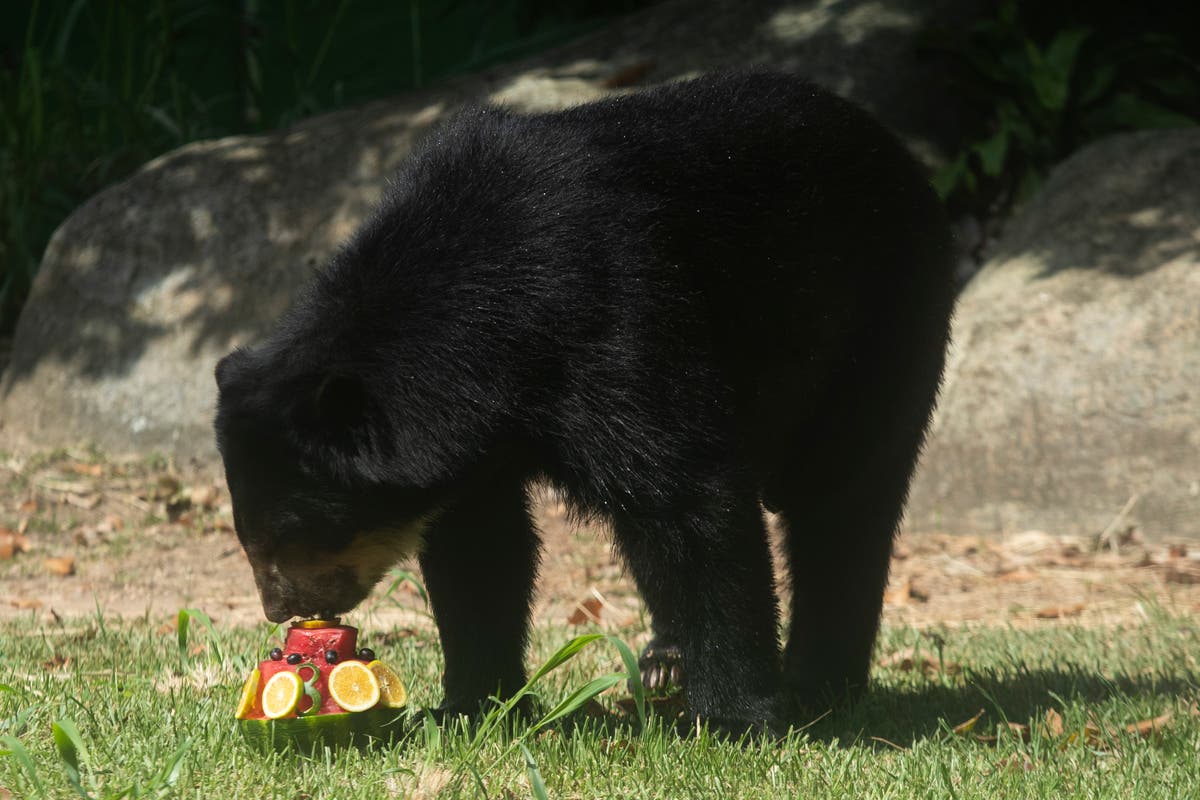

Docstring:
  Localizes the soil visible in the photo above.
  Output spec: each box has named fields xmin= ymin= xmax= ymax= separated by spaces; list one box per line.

xmin=3 ymin=451 xmax=1199 ymax=636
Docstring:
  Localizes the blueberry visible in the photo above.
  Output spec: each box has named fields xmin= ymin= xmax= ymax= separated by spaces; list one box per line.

xmin=286 ymin=653 xmax=302 ymax=665
xmin=269 ymin=647 xmax=283 ymax=661
xmin=358 ymin=648 xmax=375 ymax=661
xmin=325 ymin=649 xmax=339 ymax=664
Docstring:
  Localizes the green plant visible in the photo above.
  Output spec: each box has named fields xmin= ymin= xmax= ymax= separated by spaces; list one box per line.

xmin=923 ymin=1 xmax=1199 ymax=214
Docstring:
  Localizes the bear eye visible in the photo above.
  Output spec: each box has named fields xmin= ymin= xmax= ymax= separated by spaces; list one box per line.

xmin=325 ymin=650 xmax=339 ymax=664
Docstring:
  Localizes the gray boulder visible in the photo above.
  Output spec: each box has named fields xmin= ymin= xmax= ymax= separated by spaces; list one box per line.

xmin=907 ymin=129 xmax=1200 ymax=540
xmin=0 ymin=0 xmax=973 ymax=458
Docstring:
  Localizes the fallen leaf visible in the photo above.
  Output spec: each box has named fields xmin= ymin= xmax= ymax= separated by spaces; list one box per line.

xmin=1167 ymin=543 xmax=1188 ymax=559
xmin=66 ymin=461 xmax=104 ymax=477
xmin=908 ymin=579 xmax=931 ymax=603
xmin=189 ymin=485 xmax=220 ymax=509
xmin=883 ymin=578 xmax=910 ymax=606
xmin=65 ymin=492 xmax=101 ymax=510
xmin=878 ymin=647 xmax=961 ymax=677
xmin=1036 ymin=603 xmax=1085 ymax=619
xmin=994 ymin=755 xmax=1035 ymax=773
xmin=997 ymin=569 xmax=1037 ymax=583
xmin=98 ymin=514 xmax=124 ymax=533
xmin=9 ymin=598 xmax=43 ymax=610
xmin=1126 ymin=711 xmax=1171 ymax=738
xmin=42 ymin=654 xmax=69 ymax=670
xmin=953 ymin=708 xmax=985 ymax=735
xmin=1044 ymin=708 xmax=1065 ymax=737
xmin=1163 ymin=561 xmax=1200 ymax=584
xmin=189 ymin=643 xmax=207 ymax=657
xmin=567 ymin=597 xmax=603 ymax=625
xmin=44 ymin=556 xmax=76 ymax=576
xmin=18 ymin=498 xmax=39 ymax=514
xmin=156 ymin=618 xmax=178 ymax=636
xmin=0 ymin=528 xmax=31 ymax=560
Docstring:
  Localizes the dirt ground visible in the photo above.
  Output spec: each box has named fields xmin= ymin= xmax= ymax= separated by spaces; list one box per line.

xmin=3 ymin=450 xmax=1200 ymax=635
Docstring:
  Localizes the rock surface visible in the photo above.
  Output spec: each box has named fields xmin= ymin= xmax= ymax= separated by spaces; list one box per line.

xmin=1 ymin=0 xmax=973 ymax=459
xmin=907 ymin=129 xmax=1200 ymax=540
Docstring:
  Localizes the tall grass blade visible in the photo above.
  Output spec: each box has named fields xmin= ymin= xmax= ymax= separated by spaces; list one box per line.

xmin=1 ymin=733 xmax=48 ymax=799
xmin=533 ymin=674 xmax=623 ymax=731
xmin=51 ymin=719 xmax=92 ymax=798
xmin=177 ymin=607 xmax=224 ymax=663
xmin=520 ymin=743 xmax=550 ymax=800
xmin=605 ymin=634 xmax=646 ymax=730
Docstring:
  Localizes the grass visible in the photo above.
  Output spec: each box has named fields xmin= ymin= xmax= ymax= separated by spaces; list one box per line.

xmin=1 ymin=605 xmax=1198 ymax=799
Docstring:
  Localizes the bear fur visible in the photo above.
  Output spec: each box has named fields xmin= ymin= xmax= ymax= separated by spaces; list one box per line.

xmin=215 ymin=71 xmax=957 ymax=733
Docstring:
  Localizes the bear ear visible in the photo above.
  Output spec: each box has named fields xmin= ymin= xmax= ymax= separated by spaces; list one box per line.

xmin=215 ymin=349 xmax=249 ymax=391
xmin=313 ymin=373 xmax=367 ymax=425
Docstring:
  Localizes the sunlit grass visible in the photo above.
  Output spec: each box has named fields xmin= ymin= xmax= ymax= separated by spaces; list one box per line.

xmin=1 ymin=604 xmax=1198 ymax=799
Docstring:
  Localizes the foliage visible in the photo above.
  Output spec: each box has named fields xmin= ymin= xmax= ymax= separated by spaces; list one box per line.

xmin=0 ymin=0 xmax=653 ymax=336
xmin=923 ymin=0 xmax=1200 ymax=215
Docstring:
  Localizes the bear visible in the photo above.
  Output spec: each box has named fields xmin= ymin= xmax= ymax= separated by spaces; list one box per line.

xmin=214 ymin=71 xmax=957 ymax=735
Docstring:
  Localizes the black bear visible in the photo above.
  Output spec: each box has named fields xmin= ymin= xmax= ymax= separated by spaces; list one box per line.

xmin=215 ymin=71 xmax=956 ymax=734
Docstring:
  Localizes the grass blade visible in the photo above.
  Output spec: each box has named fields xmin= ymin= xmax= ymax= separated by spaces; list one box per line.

xmin=520 ymin=744 xmax=550 ymax=800
xmin=177 ymin=608 xmax=224 ymax=663
xmin=51 ymin=719 xmax=92 ymax=798
xmin=1 ymin=734 xmax=47 ymax=799
xmin=605 ymin=635 xmax=646 ymax=731
xmin=533 ymin=674 xmax=623 ymax=731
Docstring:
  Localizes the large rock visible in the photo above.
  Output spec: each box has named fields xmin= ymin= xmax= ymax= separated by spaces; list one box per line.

xmin=0 ymin=0 xmax=973 ymax=459
xmin=907 ymin=129 xmax=1200 ymax=540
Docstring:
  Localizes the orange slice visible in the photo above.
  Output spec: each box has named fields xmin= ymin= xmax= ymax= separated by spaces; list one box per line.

xmin=262 ymin=670 xmax=302 ymax=719
xmin=367 ymin=660 xmax=407 ymax=708
xmin=327 ymin=660 xmax=381 ymax=712
xmin=235 ymin=668 xmax=260 ymax=720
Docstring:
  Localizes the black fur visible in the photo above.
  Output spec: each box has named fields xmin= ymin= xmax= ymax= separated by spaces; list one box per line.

xmin=215 ymin=72 xmax=956 ymax=734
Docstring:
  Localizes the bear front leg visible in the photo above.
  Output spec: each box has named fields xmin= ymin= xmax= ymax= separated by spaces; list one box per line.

xmin=613 ymin=497 xmax=782 ymax=736
xmin=419 ymin=481 xmax=540 ymax=719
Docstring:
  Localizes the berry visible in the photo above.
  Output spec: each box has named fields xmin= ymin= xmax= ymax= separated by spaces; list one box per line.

xmin=358 ymin=648 xmax=375 ymax=661
xmin=286 ymin=653 xmax=302 ymax=665
xmin=325 ymin=649 xmax=339 ymax=664
xmin=269 ymin=647 xmax=283 ymax=661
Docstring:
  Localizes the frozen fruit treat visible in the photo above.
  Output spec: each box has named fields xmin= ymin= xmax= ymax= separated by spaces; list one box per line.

xmin=235 ymin=619 xmax=407 ymax=752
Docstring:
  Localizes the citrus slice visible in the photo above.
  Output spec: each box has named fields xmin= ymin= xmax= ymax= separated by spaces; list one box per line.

xmin=262 ymin=670 xmax=303 ymax=719
xmin=295 ymin=618 xmax=340 ymax=629
xmin=327 ymin=660 xmax=381 ymax=712
xmin=368 ymin=660 xmax=407 ymax=708
xmin=234 ymin=667 xmax=260 ymax=720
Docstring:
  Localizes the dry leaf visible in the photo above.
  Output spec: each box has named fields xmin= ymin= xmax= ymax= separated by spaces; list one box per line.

xmin=878 ymin=647 xmax=961 ymax=677
xmin=1126 ymin=711 xmax=1171 ymax=738
xmin=567 ymin=597 xmax=603 ymax=625
xmin=0 ymin=528 xmax=31 ymax=560
xmin=18 ymin=498 xmax=38 ymax=514
xmin=42 ymin=654 xmax=70 ymax=670
xmin=883 ymin=578 xmax=911 ymax=606
xmin=908 ymin=579 xmax=931 ymax=603
xmin=994 ymin=755 xmax=1035 ymax=773
xmin=997 ymin=569 xmax=1037 ymax=583
xmin=65 ymin=492 xmax=101 ymax=510
xmin=1167 ymin=543 xmax=1188 ymax=559
xmin=1044 ymin=708 xmax=1065 ymax=737
xmin=67 ymin=461 xmax=104 ymax=477
xmin=1163 ymin=561 xmax=1200 ymax=585
xmin=953 ymin=708 xmax=985 ymax=735
xmin=9 ymin=598 xmax=43 ymax=610
xmin=189 ymin=485 xmax=220 ymax=509
xmin=45 ymin=556 xmax=76 ymax=576
xmin=1036 ymin=603 xmax=1085 ymax=619
xmin=156 ymin=618 xmax=178 ymax=636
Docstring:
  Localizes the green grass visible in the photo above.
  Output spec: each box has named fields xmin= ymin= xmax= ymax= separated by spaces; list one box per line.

xmin=1 ymin=608 xmax=1198 ymax=799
